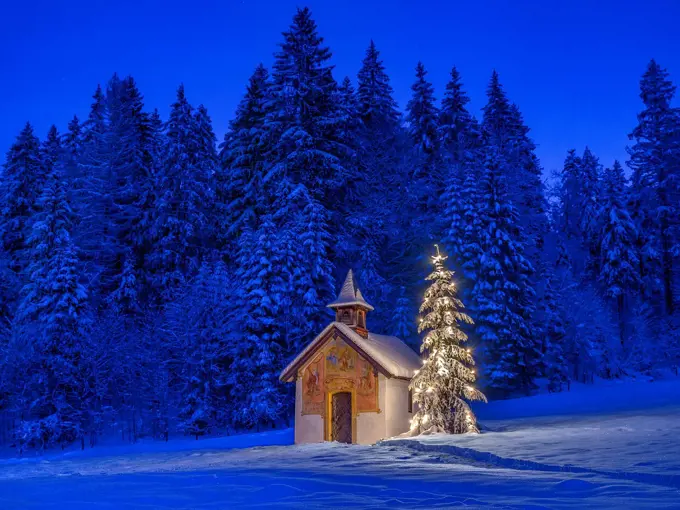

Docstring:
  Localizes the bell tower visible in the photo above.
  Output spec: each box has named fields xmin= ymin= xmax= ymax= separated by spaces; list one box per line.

xmin=327 ymin=269 xmax=374 ymax=338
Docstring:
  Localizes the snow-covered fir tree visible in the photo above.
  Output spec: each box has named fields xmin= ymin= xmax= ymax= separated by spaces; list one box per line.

xmin=557 ymin=149 xmax=583 ymax=242
xmin=267 ymin=7 xmax=347 ymax=203
xmin=149 ymin=85 xmax=214 ymax=303
xmin=0 ymin=123 xmax=46 ymax=273
xmin=440 ymin=67 xmax=482 ymax=292
xmin=472 ymin=148 xmax=540 ymax=394
xmin=409 ymin=246 xmax=486 ymax=435
xmin=439 ymin=67 xmax=481 ymax=164
xmin=628 ymin=59 xmax=680 ymax=315
xmin=537 ymin=272 xmax=570 ymax=392
xmin=356 ymin=40 xmax=400 ymax=129
xmin=598 ymin=161 xmax=640 ymax=345
xmin=168 ymin=260 xmax=231 ymax=437
xmin=481 ymin=71 xmax=547 ymax=261
xmin=217 ymin=64 xmax=271 ymax=252
xmin=406 ymin=62 xmax=441 ymax=211
xmin=233 ymin=216 xmax=289 ymax=427
xmin=16 ymin=158 xmax=90 ymax=449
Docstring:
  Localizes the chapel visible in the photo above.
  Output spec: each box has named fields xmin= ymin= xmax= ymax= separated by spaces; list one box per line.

xmin=279 ymin=270 xmax=422 ymax=445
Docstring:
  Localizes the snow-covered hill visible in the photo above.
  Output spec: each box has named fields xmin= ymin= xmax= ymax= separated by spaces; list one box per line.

xmin=1 ymin=378 xmax=679 ymax=509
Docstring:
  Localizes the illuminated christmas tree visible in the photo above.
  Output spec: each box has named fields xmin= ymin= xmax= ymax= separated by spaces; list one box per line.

xmin=409 ymin=245 xmax=486 ymax=434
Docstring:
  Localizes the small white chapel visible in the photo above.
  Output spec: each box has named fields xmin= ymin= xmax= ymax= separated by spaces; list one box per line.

xmin=279 ymin=270 xmax=422 ymax=445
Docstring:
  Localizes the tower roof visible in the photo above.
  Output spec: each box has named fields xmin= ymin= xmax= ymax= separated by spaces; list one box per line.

xmin=327 ymin=269 xmax=374 ymax=311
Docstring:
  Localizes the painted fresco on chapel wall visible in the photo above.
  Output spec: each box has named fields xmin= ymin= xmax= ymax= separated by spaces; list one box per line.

xmin=301 ymin=333 xmax=379 ymax=415
xmin=302 ymin=352 xmax=324 ymax=415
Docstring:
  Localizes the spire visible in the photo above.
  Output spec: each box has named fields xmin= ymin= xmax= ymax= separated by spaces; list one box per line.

xmin=327 ymin=269 xmax=374 ymax=311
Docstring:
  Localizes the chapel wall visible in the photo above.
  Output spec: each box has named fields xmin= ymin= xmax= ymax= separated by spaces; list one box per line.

xmin=384 ymin=377 xmax=413 ymax=438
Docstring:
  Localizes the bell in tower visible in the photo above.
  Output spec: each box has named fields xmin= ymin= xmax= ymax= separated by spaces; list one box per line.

xmin=327 ymin=269 xmax=374 ymax=337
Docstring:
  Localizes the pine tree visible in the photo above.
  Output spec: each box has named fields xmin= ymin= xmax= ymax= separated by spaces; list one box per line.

xmin=170 ymin=260 xmax=230 ymax=437
xmin=356 ymin=40 xmax=400 ymax=129
xmin=406 ymin=62 xmax=439 ymax=161
xmin=405 ymin=61 xmax=441 ymax=244
xmin=267 ymin=7 xmax=348 ymax=202
xmin=41 ymin=125 xmax=62 ymax=174
xmin=0 ymin=123 xmax=45 ymax=273
xmin=439 ymin=67 xmax=480 ymax=163
xmin=17 ymin=162 xmax=90 ymax=449
xmin=295 ymin=193 xmax=335 ymax=340
xmin=445 ymin=162 xmax=482 ymax=299
xmin=558 ymin=149 xmax=583 ymax=241
xmin=537 ymin=273 xmax=569 ymax=392
xmin=217 ymin=64 xmax=271 ymax=253
xmin=149 ymin=85 xmax=213 ymax=303
xmin=440 ymin=67 xmax=482 ymax=292
xmin=409 ymin=246 xmax=486 ymax=435
xmin=628 ymin=59 xmax=680 ymax=314
xmin=598 ymin=161 xmax=640 ymax=345
xmin=482 ymin=71 xmax=514 ymax=149
xmin=62 ymin=116 xmax=83 ymax=160
xmin=233 ymin=216 xmax=288 ymax=427
xmin=472 ymin=148 xmax=539 ymax=394
xmin=76 ymin=84 xmax=116 ymax=297
xmin=482 ymin=72 xmax=548 ymax=259
xmin=580 ymin=147 xmax=602 ymax=265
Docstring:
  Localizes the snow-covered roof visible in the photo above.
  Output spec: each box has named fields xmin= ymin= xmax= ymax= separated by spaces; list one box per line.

xmin=279 ymin=322 xmax=422 ymax=382
xmin=326 ymin=270 xmax=374 ymax=311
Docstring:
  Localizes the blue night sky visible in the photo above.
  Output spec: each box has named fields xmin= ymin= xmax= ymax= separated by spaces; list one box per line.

xmin=2 ymin=0 xmax=680 ymax=176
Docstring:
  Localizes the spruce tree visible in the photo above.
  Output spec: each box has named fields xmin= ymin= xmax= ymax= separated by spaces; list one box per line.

xmin=62 ymin=116 xmax=82 ymax=160
xmin=267 ymin=7 xmax=347 ymax=202
xmin=217 ymin=64 xmax=271 ymax=253
xmin=598 ymin=161 xmax=640 ymax=345
xmin=149 ymin=85 xmax=213 ymax=302
xmin=440 ymin=67 xmax=482 ymax=293
xmin=17 ymin=162 xmax=90 ymax=449
xmin=481 ymin=72 xmax=548 ymax=260
xmin=482 ymin=71 xmax=514 ymax=149
xmin=580 ymin=147 xmax=603 ymax=265
xmin=409 ymin=246 xmax=486 ymax=435
xmin=472 ymin=148 xmax=539 ymax=394
xmin=295 ymin=193 xmax=335 ymax=340
xmin=406 ymin=61 xmax=441 ymax=240
xmin=171 ymin=260 xmax=230 ymax=437
xmin=406 ymin=62 xmax=439 ymax=160
xmin=0 ymin=123 xmax=45 ymax=273
xmin=234 ymin=216 xmax=288 ymax=427
xmin=558 ymin=149 xmax=583 ymax=242
xmin=356 ymin=40 xmax=400 ymax=129
xmin=538 ymin=273 xmax=570 ymax=392
xmin=628 ymin=59 xmax=680 ymax=314
xmin=439 ymin=67 xmax=480 ymax=163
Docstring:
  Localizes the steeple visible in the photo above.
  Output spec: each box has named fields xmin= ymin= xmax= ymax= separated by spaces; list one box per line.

xmin=327 ymin=270 xmax=373 ymax=336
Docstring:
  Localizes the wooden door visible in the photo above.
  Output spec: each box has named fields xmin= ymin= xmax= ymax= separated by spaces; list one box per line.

xmin=331 ymin=392 xmax=352 ymax=443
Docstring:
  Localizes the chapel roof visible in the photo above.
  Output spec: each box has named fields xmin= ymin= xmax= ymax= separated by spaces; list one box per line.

xmin=326 ymin=269 xmax=374 ymax=311
xmin=279 ymin=321 xmax=422 ymax=382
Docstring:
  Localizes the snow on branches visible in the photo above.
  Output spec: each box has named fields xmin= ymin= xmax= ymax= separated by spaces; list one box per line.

xmin=408 ymin=245 xmax=486 ymax=435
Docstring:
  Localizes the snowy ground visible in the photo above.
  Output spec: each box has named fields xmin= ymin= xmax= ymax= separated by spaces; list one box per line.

xmin=1 ymin=379 xmax=679 ymax=509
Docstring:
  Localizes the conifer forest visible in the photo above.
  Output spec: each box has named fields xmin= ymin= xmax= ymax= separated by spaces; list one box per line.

xmin=1 ymin=7 xmax=679 ymax=452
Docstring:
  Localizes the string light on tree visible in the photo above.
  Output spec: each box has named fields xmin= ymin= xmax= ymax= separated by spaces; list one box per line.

xmin=408 ymin=245 xmax=486 ymax=435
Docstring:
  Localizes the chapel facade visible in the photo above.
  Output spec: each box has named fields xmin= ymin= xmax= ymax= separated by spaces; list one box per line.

xmin=280 ymin=270 xmax=422 ymax=445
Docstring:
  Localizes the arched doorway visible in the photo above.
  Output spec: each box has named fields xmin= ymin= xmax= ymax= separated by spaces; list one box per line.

xmin=330 ymin=392 xmax=352 ymax=443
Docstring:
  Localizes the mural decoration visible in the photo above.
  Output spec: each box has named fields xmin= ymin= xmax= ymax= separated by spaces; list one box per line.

xmin=325 ymin=336 xmax=356 ymax=375
xmin=301 ymin=352 xmax=324 ymax=415
xmin=356 ymin=357 xmax=379 ymax=413
xmin=301 ymin=333 xmax=379 ymax=416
